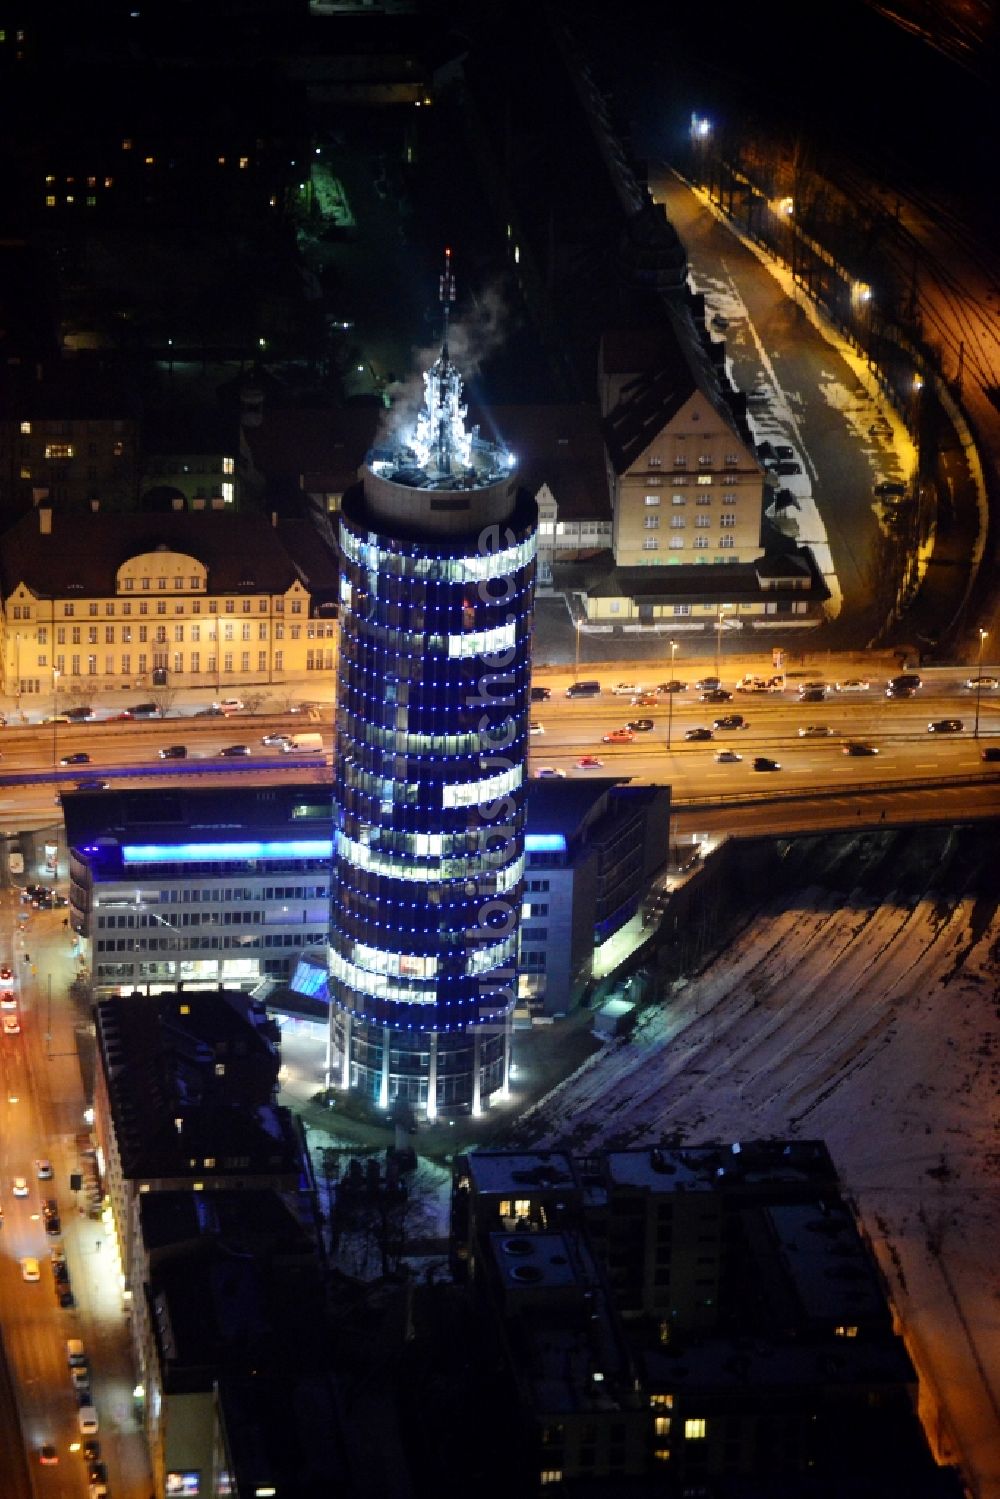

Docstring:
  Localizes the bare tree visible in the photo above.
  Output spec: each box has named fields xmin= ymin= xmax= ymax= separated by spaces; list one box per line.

xmin=149 ymin=687 xmax=178 ymax=718
xmin=243 ymin=691 xmax=266 ymax=716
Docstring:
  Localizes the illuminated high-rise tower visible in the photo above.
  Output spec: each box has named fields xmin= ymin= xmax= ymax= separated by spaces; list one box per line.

xmin=328 ymin=252 xmax=537 ymax=1119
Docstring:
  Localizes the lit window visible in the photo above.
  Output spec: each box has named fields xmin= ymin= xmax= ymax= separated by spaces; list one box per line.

xmin=540 ymin=1473 xmax=562 ymax=1486
xmin=45 ymin=195 xmax=56 ymax=207
xmin=223 ymin=456 xmax=235 ymax=474
xmin=673 ymin=604 xmax=690 ymax=616
xmin=239 ymin=156 xmax=249 ymax=169
xmin=222 ymin=481 xmax=234 ymax=503
xmin=19 ymin=465 xmax=31 ymax=479
xmin=104 ymin=176 xmax=113 ymax=188
xmin=20 ymin=421 xmax=30 ymax=434
xmin=654 ymin=1416 xmax=671 ymax=1435
xmin=218 ymin=155 xmax=226 ymax=166
xmin=113 ymin=441 xmax=124 ymax=457
xmin=650 ymin=1394 xmax=674 ymax=1408
xmin=144 ymin=156 xmax=155 ymax=166
xmin=122 ymin=138 xmax=132 ymax=150
xmin=684 ymin=1418 xmax=707 ymax=1440
xmin=44 ymin=444 xmax=74 ymax=459
xmin=835 ymin=1324 xmax=858 ymax=1338
xmin=644 ymin=494 xmax=660 ymax=507
xmin=697 ymin=475 xmax=712 ymax=486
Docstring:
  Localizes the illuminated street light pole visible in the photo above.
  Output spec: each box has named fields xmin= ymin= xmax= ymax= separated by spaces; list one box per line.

xmin=975 ymin=628 xmax=988 ymax=740
xmin=666 ymin=640 xmax=678 ymax=750
xmin=51 ymin=668 xmax=61 ymax=770
xmin=714 ymin=605 xmax=731 ymax=682
xmin=574 ymin=615 xmax=582 ymax=682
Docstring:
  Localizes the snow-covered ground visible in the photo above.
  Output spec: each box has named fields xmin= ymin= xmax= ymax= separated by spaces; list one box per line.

xmin=508 ymin=827 xmax=1000 ymax=1498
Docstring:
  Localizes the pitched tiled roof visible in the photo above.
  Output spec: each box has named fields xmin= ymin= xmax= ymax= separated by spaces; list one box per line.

xmin=469 ymin=403 xmax=610 ymax=522
xmin=0 ymin=507 xmax=312 ymax=598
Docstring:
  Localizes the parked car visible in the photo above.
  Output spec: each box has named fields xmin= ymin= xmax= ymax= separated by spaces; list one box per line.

xmin=752 ymin=756 xmax=781 ymax=772
xmin=711 ymin=312 xmax=729 ymax=330
xmin=774 ymin=444 xmax=795 ymax=460
xmin=21 ymin=1256 xmax=40 ymax=1281
xmin=844 ymin=741 xmax=880 ymax=756
xmin=215 ymin=698 xmax=245 ymax=714
xmin=0 ymin=964 xmax=12 ymax=980
xmin=130 ymin=702 xmax=159 ymax=717
xmin=928 ymin=719 xmax=963 ymax=733
xmin=798 ymin=725 xmax=833 ymax=737
xmin=218 ymin=745 xmax=250 ymax=757
xmin=59 ymin=752 xmax=90 ymax=766
xmin=685 ymin=727 xmax=714 ymax=742
xmin=602 ymin=728 xmax=635 ymax=744
xmin=776 ymin=459 xmax=802 ymax=475
xmin=63 ymin=706 xmax=93 ymax=722
xmin=713 ymin=714 xmax=748 ymax=730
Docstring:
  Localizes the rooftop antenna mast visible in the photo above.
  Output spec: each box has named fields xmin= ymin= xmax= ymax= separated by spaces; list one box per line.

xmin=436 ymin=247 xmax=457 ymax=472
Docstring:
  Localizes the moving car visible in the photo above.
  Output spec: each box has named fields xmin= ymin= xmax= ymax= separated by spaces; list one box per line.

xmin=12 ymin=1176 xmax=28 ymax=1196
xmin=694 ymin=676 xmax=721 ymax=692
xmin=631 ymin=693 xmax=658 ymax=707
xmin=0 ymin=964 xmax=12 ymax=980
xmin=83 ymin=1438 xmax=101 ymax=1462
xmin=874 ymin=479 xmax=907 ymax=498
xmin=218 ymin=744 xmax=250 ymax=757
xmin=530 ymin=686 xmax=551 ymax=702
xmin=844 ymin=741 xmax=880 ymax=756
xmin=656 ymin=679 xmax=687 ymax=693
xmin=799 ymin=688 xmax=827 ymax=703
xmin=576 ymin=755 xmax=604 ymax=768
xmin=798 ymin=725 xmax=833 ymax=737
xmin=612 ymin=682 xmax=643 ymax=696
xmin=77 ymin=1405 xmax=99 ymax=1436
xmin=39 ymin=1445 xmax=58 ymax=1466
xmin=713 ymin=714 xmax=748 ymax=730
xmin=700 ymin=689 xmax=733 ymax=704
xmin=158 ymin=744 xmax=187 ymax=759
xmin=965 ymin=676 xmax=999 ymax=690
xmin=565 ymin=680 xmax=601 ymax=699
xmin=835 ymin=678 xmax=870 ymax=692
xmin=625 ymin=718 xmax=654 ymax=732
xmin=715 ymin=749 xmax=743 ymax=763
xmin=928 ymin=719 xmax=963 ymax=733
xmin=776 ymin=459 xmax=802 ymax=475
xmin=71 ymin=1366 xmax=90 ymax=1393
xmin=75 ymin=780 xmax=111 ymax=792
xmin=63 ymin=706 xmax=93 ymax=722
xmin=262 ymin=732 xmax=293 ymax=747
xmin=60 ymin=752 xmax=90 ymax=766
xmin=3 ymin=1014 xmax=21 ymax=1036
xmin=752 ymin=756 xmax=781 ymax=771
xmin=528 ymin=722 xmax=544 ymax=735
xmin=711 ymin=312 xmax=729 ymax=330
xmin=215 ymin=698 xmax=245 ymax=714
xmin=0 ymin=991 xmax=16 ymax=1009
xmin=21 ymin=1256 xmax=40 ymax=1281
xmin=67 ymin=1341 xmax=87 ymax=1370
xmin=981 ymin=746 xmax=1000 ymax=762
xmin=885 ymin=684 xmax=916 ymax=699
xmin=774 ymin=444 xmax=795 ymax=460
xmin=36 ymin=1159 xmax=53 ymax=1179
xmin=685 ymin=727 xmax=714 ymax=742
xmin=889 ymin=673 xmax=922 ymax=691
xmin=534 ymin=767 xmax=567 ymax=779
xmin=602 ymin=728 xmax=635 ymax=744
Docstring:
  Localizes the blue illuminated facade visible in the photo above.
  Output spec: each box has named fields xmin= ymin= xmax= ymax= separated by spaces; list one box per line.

xmin=329 ymin=281 xmax=537 ymax=1117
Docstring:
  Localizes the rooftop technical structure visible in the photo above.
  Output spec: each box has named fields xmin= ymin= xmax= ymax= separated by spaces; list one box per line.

xmin=329 ymin=252 xmax=538 ymax=1119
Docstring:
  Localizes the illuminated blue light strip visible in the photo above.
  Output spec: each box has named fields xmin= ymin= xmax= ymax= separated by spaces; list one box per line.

xmin=122 ymin=839 xmax=334 ymax=865
xmin=524 ymin=834 xmax=566 ymax=853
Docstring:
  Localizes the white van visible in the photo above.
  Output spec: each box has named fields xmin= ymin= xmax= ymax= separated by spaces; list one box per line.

xmin=78 ymin=1404 xmax=99 ymax=1435
xmin=67 ymin=1338 xmax=87 ymax=1366
xmin=281 ymin=732 xmax=323 ymax=753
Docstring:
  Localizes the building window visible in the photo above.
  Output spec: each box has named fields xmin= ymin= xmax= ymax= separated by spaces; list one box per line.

xmin=697 ymin=475 xmax=712 ymax=486
xmin=20 ymin=421 xmax=30 ymax=435
xmin=719 ymin=535 xmax=735 ymax=549
xmin=695 ymin=515 xmax=711 ymax=527
xmin=223 ymin=456 xmax=235 ymax=474
xmin=668 ymin=537 xmax=684 ymax=550
xmin=673 ymin=605 xmax=691 ymax=616
xmin=644 ymin=515 xmax=660 ymax=530
xmin=724 ymin=453 xmax=740 ymax=466
xmin=720 ymin=514 xmax=736 ymax=527
xmin=670 ymin=516 xmax=685 ymax=529
xmin=698 ymin=455 xmax=713 ymax=468
xmin=673 ymin=455 xmax=687 ymax=467
xmin=648 ymin=455 xmax=662 ymax=467
xmin=142 ymin=578 xmax=150 ymax=590
xmin=671 ymin=494 xmax=686 ymax=506
xmin=644 ymin=494 xmax=660 ymax=507
xmin=693 ymin=537 xmax=709 ymax=550
xmin=643 ymin=538 xmax=660 ymax=551
xmin=684 ymin=1418 xmax=707 ymax=1441
xmin=44 ymin=443 xmax=74 ymax=459
xmin=696 ymin=494 xmax=711 ymax=506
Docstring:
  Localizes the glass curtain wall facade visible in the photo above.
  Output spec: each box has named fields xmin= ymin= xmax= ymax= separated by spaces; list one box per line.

xmin=330 ymin=480 xmax=537 ymax=1117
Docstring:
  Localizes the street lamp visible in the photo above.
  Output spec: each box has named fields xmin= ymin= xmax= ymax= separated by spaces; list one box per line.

xmin=574 ymin=615 xmax=582 ymax=682
xmin=51 ymin=668 xmax=61 ymax=769
xmin=666 ymin=640 xmax=678 ymax=751
xmin=975 ymin=628 xmax=988 ymax=740
xmin=714 ymin=605 xmax=732 ymax=682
